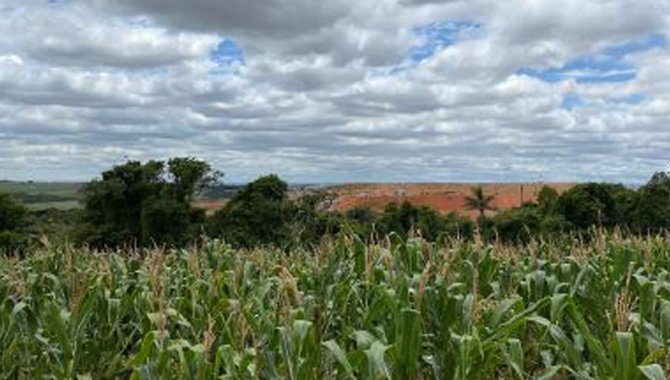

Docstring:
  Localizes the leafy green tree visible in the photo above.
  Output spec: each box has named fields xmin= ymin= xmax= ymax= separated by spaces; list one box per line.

xmin=414 ymin=206 xmax=447 ymax=241
xmin=465 ymin=186 xmax=496 ymax=222
xmin=141 ymin=196 xmax=206 ymax=247
xmin=168 ymin=157 xmax=221 ymax=203
xmin=378 ymin=201 xmax=447 ymax=241
xmin=80 ymin=158 xmax=219 ymax=248
xmin=537 ymin=185 xmax=559 ymax=214
xmin=633 ymin=172 xmax=670 ymax=233
xmin=443 ymin=212 xmax=475 ymax=240
xmin=612 ymin=186 xmax=639 ymax=228
xmin=0 ymin=192 xmax=29 ymax=253
xmin=556 ymin=183 xmax=628 ymax=230
xmin=379 ymin=202 xmax=418 ymax=238
xmin=344 ymin=207 xmax=377 ymax=238
xmin=539 ymin=213 xmax=569 ymax=236
xmin=80 ymin=160 xmax=164 ymax=246
xmin=210 ymin=175 xmax=292 ymax=248
xmin=491 ymin=205 xmax=544 ymax=244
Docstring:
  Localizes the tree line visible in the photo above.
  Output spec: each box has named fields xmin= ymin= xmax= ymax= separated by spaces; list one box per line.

xmin=2 ymin=157 xmax=670 ymax=253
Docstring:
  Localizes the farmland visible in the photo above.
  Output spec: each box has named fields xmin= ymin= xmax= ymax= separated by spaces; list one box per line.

xmin=0 ymin=181 xmax=82 ymax=211
xmin=2 ymin=234 xmax=669 ymax=378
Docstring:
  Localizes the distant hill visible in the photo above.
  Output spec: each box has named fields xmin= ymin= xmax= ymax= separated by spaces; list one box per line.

xmin=192 ymin=182 xmax=577 ymax=217
xmin=327 ymin=183 xmax=576 ymax=218
xmin=0 ymin=181 xmax=83 ymax=210
xmin=1 ymin=181 xmax=574 ymax=216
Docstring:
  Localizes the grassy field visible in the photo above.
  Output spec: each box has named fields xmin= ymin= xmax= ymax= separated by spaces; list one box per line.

xmin=0 ymin=181 xmax=238 ymax=211
xmin=2 ymin=234 xmax=670 ymax=379
xmin=0 ymin=181 xmax=82 ymax=210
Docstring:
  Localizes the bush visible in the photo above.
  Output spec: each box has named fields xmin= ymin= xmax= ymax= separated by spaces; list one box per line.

xmin=0 ymin=192 xmax=28 ymax=254
xmin=0 ymin=231 xmax=28 ymax=255
xmin=491 ymin=205 xmax=544 ymax=244
xmin=210 ymin=175 xmax=293 ymax=248
xmin=442 ymin=212 xmax=475 ymax=240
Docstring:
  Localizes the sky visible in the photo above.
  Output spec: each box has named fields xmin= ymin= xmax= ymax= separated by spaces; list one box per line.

xmin=1 ymin=0 xmax=670 ymax=184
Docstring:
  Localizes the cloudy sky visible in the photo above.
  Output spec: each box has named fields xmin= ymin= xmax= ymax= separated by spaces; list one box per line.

xmin=1 ymin=0 xmax=669 ymax=183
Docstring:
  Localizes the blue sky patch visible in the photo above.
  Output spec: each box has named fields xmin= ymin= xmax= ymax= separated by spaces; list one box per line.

xmin=211 ymin=38 xmax=245 ymax=67
xmin=519 ymin=34 xmax=666 ymax=84
xmin=561 ymin=93 xmax=586 ymax=110
xmin=561 ymin=92 xmax=646 ymax=111
xmin=409 ymin=20 xmax=482 ymax=63
xmin=608 ymin=93 xmax=646 ymax=105
xmin=382 ymin=20 xmax=481 ymax=75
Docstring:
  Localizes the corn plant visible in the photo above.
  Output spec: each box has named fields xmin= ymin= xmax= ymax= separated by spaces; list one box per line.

xmin=2 ymin=234 xmax=670 ymax=378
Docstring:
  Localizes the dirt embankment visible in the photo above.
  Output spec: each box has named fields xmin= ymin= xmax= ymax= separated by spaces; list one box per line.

xmin=327 ymin=183 xmax=575 ymax=218
xmin=193 ymin=182 xmax=576 ymax=219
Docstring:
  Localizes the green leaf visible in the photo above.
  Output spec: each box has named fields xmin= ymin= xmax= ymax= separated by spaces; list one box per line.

xmin=322 ymin=340 xmax=355 ymax=379
xmin=129 ymin=331 xmax=159 ymax=367
xmin=639 ymin=365 xmax=667 ymax=380
xmin=503 ymin=339 xmax=524 ymax=379
xmin=353 ymin=330 xmax=378 ymax=349
xmin=10 ymin=301 xmax=27 ymax=318
xmin=364 ymin=341 xmax=391 ymax=379
xmin=395 ymin=308 xmax=421 ymax=380
xmin=615 ymin=332 xmax=637 ymax=380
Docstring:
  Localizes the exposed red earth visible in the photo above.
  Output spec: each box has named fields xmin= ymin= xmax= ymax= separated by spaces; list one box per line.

xmin=326 ymin=183 xmax=575 ymax=218
xmin=194 ymin=183 xmax=575 ymax=219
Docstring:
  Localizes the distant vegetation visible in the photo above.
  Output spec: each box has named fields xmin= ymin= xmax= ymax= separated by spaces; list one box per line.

xmin=0 ymin=181 xmax=81 ymax=210
xmin=6 ymin=159 xmax=670 ymax=378
xmin=77 ymin=157 xmax=221 ymax=248
xmin=4 ymin=158 xmax=670 ymax=253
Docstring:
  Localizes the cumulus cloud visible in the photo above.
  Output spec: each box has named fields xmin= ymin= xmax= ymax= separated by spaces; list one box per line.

xmin=1 ymin=0 xmax=669 ymax=183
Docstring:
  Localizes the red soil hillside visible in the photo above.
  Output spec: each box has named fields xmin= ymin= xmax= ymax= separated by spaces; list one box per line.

xmin=326 ymin=183 xmax=575 ymax=218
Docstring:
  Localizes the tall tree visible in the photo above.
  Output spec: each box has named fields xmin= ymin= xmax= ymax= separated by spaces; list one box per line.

xmin=80 ymin=158 xmax=220 ymax=248
xmin=537 ymin=185 xmax=559 ymax=214
xmin=168 ymin=157 xmax=221 ymax=204
xmin=210 ymin=175 xmax=292 ymax=248
xmin=633 ymin=173 xmax=670 ymax=233
xmin=555 ymin=183 xmax=628 ymax=230
xmin=465 ymin=186 xmax=496 ymax=220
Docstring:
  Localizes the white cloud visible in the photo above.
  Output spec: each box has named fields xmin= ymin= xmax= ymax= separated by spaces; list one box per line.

xmin=0 ymin=0 xmax=669 ymax=183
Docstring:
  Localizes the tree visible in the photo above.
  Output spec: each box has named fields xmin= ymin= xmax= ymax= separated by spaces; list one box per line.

xmin=491 ymin=205 xmax=543 ymax=244
xmin=140 ymin=196 xmax=205 ymax=247
xmin=80 ymin=160 xmax=164 ymax=246
xmin=168 ymin=157 xmax=222 ymax=204
xmin=465 ymin=186 xmax=496 ymax=220
xmin=80 ymin=158 xmax=220 ymax=248
xmin=376 ymin=201 xmax=451 ymax=241
xmin=345 ymin=207 xmax=376 ymax=238
xmin=632 ymin=172 xmax=670 ymax=233
xmin=555 ymin=183 xmax=627 ymax=230
xmin=210 ymin=175 xmax=292 ymax=248
xmin=0 ymin=192 xmax=28 ymax=253
xmin=379 ymin=202 xmax=419 ymax=238
xmin=537 ymin=185 xmax=559 ymax=214
xmin=442 ymin=212 xmax=475 ymax=240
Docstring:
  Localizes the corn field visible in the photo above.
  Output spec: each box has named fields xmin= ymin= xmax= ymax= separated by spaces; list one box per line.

xmin=2 ymin=234 xmax=670 ymax=379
